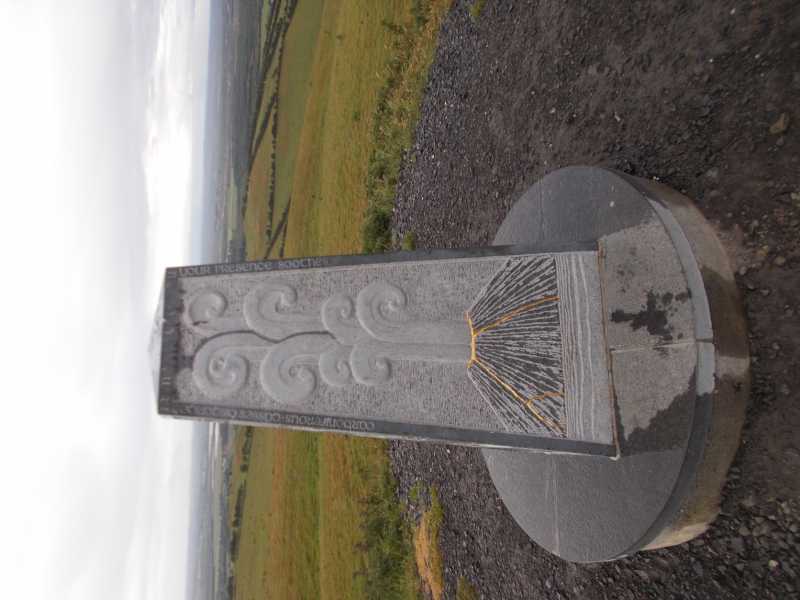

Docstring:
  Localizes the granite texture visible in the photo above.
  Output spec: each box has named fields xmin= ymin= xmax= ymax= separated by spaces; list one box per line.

xmin=156 ymin=248 xmax=614 ymax=451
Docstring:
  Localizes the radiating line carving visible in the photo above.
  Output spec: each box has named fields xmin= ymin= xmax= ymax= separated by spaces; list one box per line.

xmin=466 ymin=256 xmax=566 ymax=436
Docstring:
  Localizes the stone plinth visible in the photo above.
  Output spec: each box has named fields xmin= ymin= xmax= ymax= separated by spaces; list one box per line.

xmin=482 ymin=167 xmax=749 ymax=561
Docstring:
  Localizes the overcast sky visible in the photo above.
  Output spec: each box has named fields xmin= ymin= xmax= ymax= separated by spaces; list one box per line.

xmin=0 ymin=1 xmax=210 ymax=598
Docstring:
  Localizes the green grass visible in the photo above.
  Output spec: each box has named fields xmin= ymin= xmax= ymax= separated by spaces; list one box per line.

xmin=408 ymin=480 xmax=423 ymax=504
xmin=245 ymin=0 xmax=452 ymax=259
xmin=230 ymin=430 xmax=421 ymax=600
xmin=469 ymin=0 xmax=487 ymax=21
xmin=362 ymin=1 xmax=450 ymax=252
xmin=319 ymin=437 xmax=419 ymax=600
xmin=272 ymin=0 xmax=326 ymax=246
xmin=401 ymin=231 xmax=417 ymax=251
xmin=456 ymin=577 xmax=479 ymax=600
xmin=225 ymin=174 xmax=239 ymax=244
xmin=357 ymin=466 xmax=417 ymax=600
xmin=284 ymin=0 xmax=402 ymax=258
xmin=257 ymin=3 xmax=273 ymax=73
xmin=283 ymin=0 xmax=453 ymax=258
xmin=228 ymin=430 xmax=321 ymax=600
xmin=244 ymin=0 xmax=325 ymax=260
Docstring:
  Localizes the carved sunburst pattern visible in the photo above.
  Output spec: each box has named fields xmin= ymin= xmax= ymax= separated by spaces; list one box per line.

xmin=466 ymin=256 xmax=566 ymax=436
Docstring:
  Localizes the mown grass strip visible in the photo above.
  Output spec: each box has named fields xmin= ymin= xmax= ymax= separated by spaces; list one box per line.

xmin=243 ymin=0 xmax=323 ymax=261
xmin=363 ymin=0 xmax=452 ymax=252
xmin=456 ymin=576 xmax=479 ymax=600
xmin=318 ymin=436 xmax=420 ymax=600
xmin=469 ymin=0 xmax=487 ymax=22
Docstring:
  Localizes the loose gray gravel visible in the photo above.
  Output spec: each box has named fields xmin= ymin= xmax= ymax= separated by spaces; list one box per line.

xmin=389 ymin=1 xmax=800 ymax=598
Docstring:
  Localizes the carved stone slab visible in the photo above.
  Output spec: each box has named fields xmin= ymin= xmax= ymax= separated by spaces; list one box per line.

xmin=154 ymin=246 xmax=615 ymax=454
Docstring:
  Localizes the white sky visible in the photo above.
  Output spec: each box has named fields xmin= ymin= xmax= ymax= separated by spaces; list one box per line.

xmin=0 ymin=1 xmax=210 ymax=598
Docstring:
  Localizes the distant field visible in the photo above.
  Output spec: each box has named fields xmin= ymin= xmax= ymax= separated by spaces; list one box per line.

xmin=284 ymin=0 xmax=402 ymax=258
xmin=231 ymin=1 xmax=452 ymax=599
xmin=228 ymin=428 xmax=320 ymax=600
xmin=244 ymin=0 xmax=323 ymax=260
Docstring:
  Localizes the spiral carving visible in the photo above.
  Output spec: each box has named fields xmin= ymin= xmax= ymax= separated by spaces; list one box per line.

xmin=355 ymin=281 xmax=409 ymax=342
xmin=193 ymin=336 xmax=250 ymax=397
xmin=319 ymin=342 xmax=353 ymax=387
xmin=260 ymin=333 xmax=334 ymax=404
xmin=184 ymin=290 xmax=236 ymax=334
xmin=350 ymin=341 xmax=391 ymax=386
xmin=244 ymin=283 xmax=323 ymax=339
xmin=355 ymin=280 xmax=469 ymax=345
xmin=321 ymin=293 xmax=361 ymax=345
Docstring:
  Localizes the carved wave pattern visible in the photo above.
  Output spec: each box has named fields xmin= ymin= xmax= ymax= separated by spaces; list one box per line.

xmin=466 ymin=256 xmax=566 ymax=436
xmin=244 ymin=283 xmax=323 ymax=338
xmin=183 ymin=289 xmax=242 ymax=335
xmin=189 ymin=280 xmax=470 ymax=405
xmin=193 ymin=333 xmax=269 ymax=397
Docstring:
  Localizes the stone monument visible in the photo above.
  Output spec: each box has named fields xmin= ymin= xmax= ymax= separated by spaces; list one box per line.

xmin=153 ymin=167 xmax=749 ymax=562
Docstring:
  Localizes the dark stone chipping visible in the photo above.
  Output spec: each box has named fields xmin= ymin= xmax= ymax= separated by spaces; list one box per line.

xmin=388 ymin=1 xmax=800 ymax=598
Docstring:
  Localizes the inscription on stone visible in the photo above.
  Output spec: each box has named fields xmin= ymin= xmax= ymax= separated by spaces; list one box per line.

xmin=154 ymin=249 xmax=615 ymax=453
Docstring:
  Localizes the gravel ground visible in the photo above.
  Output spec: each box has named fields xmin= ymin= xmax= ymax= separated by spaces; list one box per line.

xmin=389 ymin=1 xmax=800 ymax=598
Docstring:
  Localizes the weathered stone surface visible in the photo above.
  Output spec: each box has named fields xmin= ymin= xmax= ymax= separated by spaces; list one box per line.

xmin=154 ymin=247 xmax=615 ymax=452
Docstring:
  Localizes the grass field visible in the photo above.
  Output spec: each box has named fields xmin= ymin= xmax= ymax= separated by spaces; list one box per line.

xmin=244 ymin=0 xmax=451 ymax=260
xmin=231 ymin=1 xmax=452 ymax=599
xmin=284 ymin=0 xmax=402 ymax=258
xmin=229 ymin=428 xmax=421 ymax=600
xmin=244 ymin=0 xmax=323 ymax=260
xmin=228 ymin=429 xmax=321 ymax=599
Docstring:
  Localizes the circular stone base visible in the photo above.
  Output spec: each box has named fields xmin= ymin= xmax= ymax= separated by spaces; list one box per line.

xmin=482 ymin=167 xmax=749 ymax=562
